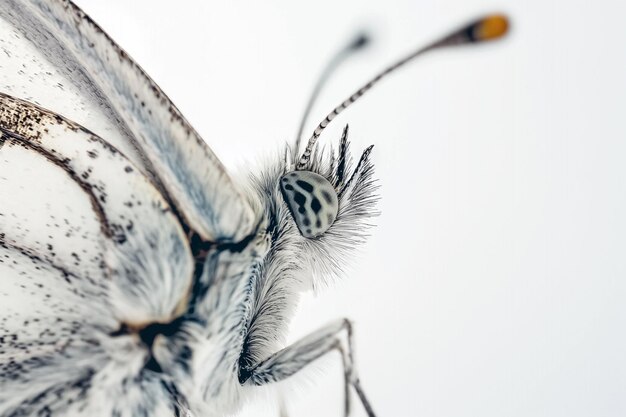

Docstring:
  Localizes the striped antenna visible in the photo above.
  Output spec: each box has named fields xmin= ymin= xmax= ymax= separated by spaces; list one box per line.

xmin=294 ymin=33 xmax=370 ymax=159
xmin=296 ymin=14 xmax=509 ymax=170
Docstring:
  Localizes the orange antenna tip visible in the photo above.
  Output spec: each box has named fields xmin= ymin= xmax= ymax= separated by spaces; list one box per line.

xmin=472 ymin=14 xmax=509 ymax=42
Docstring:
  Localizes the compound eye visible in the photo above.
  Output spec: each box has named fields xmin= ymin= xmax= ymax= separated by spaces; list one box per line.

xmin=280 ymin=171 xmax=339 ymax=238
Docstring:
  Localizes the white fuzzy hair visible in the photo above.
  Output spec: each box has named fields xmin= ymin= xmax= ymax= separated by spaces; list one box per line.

xmin=239 ymin=126 xmax=379 ymax=372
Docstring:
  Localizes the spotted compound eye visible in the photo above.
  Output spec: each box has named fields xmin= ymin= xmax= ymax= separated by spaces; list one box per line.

xmin=280 ymin=171 xmax=339 ymax=238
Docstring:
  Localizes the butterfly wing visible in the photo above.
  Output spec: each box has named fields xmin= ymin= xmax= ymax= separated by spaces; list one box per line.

xmin=0 ymin=0 xmax=256 ymax=242
xmin=0 ymin=91 xmax=195 ymax=324
xmin=0 ymin=93 xmax=195 ymax=415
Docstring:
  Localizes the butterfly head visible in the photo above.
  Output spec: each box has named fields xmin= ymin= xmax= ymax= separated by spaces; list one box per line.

xmin=245 ymin=123 xmax=377 ymax=292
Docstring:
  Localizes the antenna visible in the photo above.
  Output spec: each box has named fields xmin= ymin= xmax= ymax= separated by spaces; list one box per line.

xmin=294 ymin=32 xmax=370 ymax=158
xmin=296 ymin=14 xmax=509 ymax=170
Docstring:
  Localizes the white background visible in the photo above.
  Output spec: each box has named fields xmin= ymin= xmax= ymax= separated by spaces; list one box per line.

xmin=75 ymin=1 xmax=626 ymax=416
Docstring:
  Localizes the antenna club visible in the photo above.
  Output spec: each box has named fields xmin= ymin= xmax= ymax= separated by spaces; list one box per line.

xmin=472 ymin=14 xmax=509 ymax=42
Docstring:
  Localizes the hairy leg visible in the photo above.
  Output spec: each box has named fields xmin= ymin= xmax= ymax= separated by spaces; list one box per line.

xmin=239 ymin=319 xmax=376 ymax=417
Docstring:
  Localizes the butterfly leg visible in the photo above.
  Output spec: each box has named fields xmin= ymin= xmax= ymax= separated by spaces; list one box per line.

xmin=240 ymin=319 xmax=376 ymax=417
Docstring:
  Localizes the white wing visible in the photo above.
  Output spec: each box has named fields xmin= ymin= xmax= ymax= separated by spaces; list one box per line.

xmin=0 ymin=0 xmax=256 ymax=242
xmin=0 ymin=92 xmax=194 ymax=324
xmin=0 ymin=93 xmax=195 ymax=415
xmin=0 ymin=237 xmax=173 ymax=416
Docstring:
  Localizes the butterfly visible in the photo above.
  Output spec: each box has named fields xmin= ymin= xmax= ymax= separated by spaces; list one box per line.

xmin=0 ymin=1 xmax=508 ymax=416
